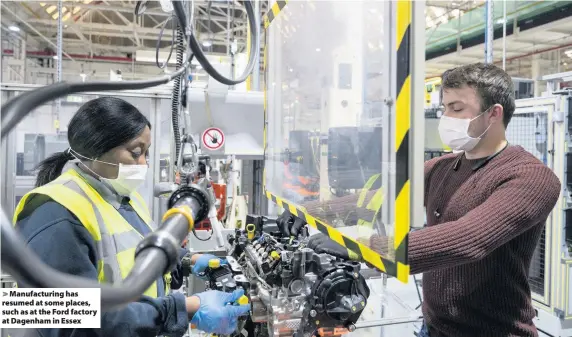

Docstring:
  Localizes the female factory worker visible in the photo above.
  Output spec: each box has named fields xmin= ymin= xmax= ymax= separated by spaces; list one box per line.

xmin=13 ymin=97 xmax=250 ymax=337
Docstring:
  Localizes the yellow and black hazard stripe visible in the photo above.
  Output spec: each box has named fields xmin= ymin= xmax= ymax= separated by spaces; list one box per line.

xmin=394 ymin=0 xmax=412 ymax=282
xmin=265 ymin=190 xmax=400 ymax=276
xmin=262 ymin=0 xmax=288 ymax=30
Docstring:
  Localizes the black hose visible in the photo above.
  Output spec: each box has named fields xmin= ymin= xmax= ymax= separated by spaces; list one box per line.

xmin=156 ymin=14 xmax=176 ymax=69
xmin=1 ymin=207 xmax=165 ymax=312
xmin=1 ymin=55 xmax=191 ymax=137
xmin=172 ymin=0 xmax=259 ymax=85
xmin=171 ymin=23 xmax=185 ymax=165
xmin=1 ymin=181 xmax=209 ymax=312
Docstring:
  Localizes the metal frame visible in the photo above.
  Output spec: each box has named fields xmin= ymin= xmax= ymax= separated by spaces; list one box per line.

xmin=0 ymin=83 xmax=174 ymax=98
xmin=1 ymin=1 xmax=268 ymax=56
xmin=410 ymin=0 xmax=426 ymax=244
xmin=514 ymin=96 xmax=559 ymax=307
xmin=514 ymin=94 xmax=572 ymax=337
xmin=553 ymin=94 xmax=572 ymax=321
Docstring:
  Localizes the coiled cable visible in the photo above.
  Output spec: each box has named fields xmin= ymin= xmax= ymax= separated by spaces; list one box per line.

xmin=171 ymin=23 xmax=185 ymax=165
xmin=156 ymin=14 xmax=176 ymax=69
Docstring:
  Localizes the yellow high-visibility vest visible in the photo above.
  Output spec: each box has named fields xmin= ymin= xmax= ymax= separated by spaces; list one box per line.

xmin=13 ymin=169 xmax=171 ymax=297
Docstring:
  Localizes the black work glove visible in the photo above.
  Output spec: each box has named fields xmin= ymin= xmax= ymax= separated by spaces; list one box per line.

xmin=307 ymin=233 xmax=359 ymax=261
xmin=277 ymin=210 xmax=307 ymax=237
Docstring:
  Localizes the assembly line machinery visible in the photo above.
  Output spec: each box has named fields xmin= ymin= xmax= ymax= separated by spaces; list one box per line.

xmin=1 ymin=0 xmax=427 ymax=336
xmin=4 ymin=0 xmax=572 ymax=335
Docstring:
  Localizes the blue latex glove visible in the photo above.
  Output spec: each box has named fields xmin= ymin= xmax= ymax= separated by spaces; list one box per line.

xmin=190 ymin=289 xmax=251 ymax=335
xmin=192 ymin=254 xmax=227 ymax=278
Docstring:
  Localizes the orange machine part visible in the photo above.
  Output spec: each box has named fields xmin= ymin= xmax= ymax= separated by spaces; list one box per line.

xmin=211 ymin=183 xmax=227 ymax=220
xmin=315 ymin=327 xmax=350 ymax=337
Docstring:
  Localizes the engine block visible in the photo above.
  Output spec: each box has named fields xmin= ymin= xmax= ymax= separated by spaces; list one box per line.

xmin=203 ymin=225 xmax=370 ymax=337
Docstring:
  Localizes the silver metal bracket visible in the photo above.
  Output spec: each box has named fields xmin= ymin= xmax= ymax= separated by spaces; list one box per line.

xmin=553 ymin=110 xmax=565 ymax=123
xmin=554 ymin=308 xmax=565 ymax=319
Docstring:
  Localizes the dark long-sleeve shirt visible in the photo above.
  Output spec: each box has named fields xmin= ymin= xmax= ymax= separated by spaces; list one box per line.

xmin=407 ymin=145 xmax=560 ymax=336
xmin=14 ymin=165 xmax=190 ymax=337
xmin=302 ymin=145 xmax=560 ymax=336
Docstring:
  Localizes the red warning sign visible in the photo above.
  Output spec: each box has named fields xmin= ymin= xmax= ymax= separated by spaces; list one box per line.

xmin=202 ymin=127 xmax=225 ymax=150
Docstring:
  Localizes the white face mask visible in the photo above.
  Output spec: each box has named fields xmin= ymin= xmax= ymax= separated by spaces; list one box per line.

xmin=438 ymin=109 xmax=492 ymax=152
xmin=70 ymin=149 xmax=147 ymax=196
xmin=101 ymin=164 xmax=147 ymax=196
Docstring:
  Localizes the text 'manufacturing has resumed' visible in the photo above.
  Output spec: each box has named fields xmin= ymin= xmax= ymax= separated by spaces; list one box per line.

xmin=1 ymin=288 xmax=101 ymax=328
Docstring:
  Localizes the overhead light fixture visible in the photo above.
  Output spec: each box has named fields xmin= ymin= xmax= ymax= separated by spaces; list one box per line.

xmin=564 ymin=49 xmax=572 ymax=59
xmin=496 ymin=18 xmax=505 ymax=24
xmin=202 ymin=40 xmax=212 ymax=47
xmin=8 ymin=25 xmax=20 ymax=32
xmin=53 ymin=55 xmax=59 ymax=60
xmin=315 ymin=48 xmax=321 ymax=52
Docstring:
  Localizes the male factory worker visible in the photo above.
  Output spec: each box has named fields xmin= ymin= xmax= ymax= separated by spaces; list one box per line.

xmin=279 ymin=63 xmax=562 ymax=337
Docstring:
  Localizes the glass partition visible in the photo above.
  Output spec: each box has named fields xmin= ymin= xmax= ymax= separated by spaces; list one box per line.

xmin=265 ymin=1 xmax=406 ymax=277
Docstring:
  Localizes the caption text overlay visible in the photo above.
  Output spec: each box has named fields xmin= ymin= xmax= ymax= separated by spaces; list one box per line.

xmin=1 ymin=288 xmax=101 ymax=328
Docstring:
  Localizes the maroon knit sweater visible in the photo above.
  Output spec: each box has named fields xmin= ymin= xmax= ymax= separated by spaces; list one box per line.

xmin=408 ymin=145 xmax=560 ymax=337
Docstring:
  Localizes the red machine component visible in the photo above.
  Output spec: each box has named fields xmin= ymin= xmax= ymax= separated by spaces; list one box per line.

xmin=211 ymin=183 xmax=227 ymax=220
xmin=195 ymin=182 xmax=227 ymax=231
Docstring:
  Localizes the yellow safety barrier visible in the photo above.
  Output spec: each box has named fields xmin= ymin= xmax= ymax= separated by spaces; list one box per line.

xmin=264 ymin=190 xmax=397 ymax=277
xmin=262 ymin=0 xmax=288 ymax=30
xmin=393 ymin=0 xmax=412 ymax=282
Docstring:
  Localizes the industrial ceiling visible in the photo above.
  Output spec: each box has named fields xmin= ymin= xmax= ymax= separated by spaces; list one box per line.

xmin=2 ymin=0 xmax=571 ymax=80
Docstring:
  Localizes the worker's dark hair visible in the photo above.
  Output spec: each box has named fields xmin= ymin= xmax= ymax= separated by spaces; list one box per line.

xmin=35 ymin=97 xmax=151 ymax=187
xmin=439 ymin=68 xmax=455 ymax=105
xmin=441 ymin=63 xmax=515 ymax=127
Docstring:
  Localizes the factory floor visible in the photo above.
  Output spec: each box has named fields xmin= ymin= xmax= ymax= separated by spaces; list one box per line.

xmin=352 ymin=276 xmax=553 ymax=337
